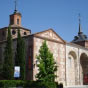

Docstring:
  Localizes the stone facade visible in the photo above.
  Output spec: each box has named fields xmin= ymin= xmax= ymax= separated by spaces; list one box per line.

xmin=66 ymin=43 xmax=88 ymax=86
xmin=0 ymin=9 xmax=88 ymax=87
xmin=26 ymin=29 xmax=88 ymax=86
xmin=31 ymin=29 xmax=66 ymax=85
xmin=1 ymin=28 xmax=88 ymax=86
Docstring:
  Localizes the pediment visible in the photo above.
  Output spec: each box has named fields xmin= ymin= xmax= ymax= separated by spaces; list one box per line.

xmin=34 ymin=29 xmax=65 ymax=44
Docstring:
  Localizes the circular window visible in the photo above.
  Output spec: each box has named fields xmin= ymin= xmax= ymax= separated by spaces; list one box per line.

xmin=12 ymin=30 xmax=16 ymax=35
xmin=24 ymin=32 xmax=27 ymax=35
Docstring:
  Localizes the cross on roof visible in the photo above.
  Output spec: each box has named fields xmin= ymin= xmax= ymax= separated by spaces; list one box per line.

xmin=14 ymin=0 xmax=17 ymax=13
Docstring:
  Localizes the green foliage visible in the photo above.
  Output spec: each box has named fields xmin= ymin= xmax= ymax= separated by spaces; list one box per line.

xmin=24 ymin=81 xmax=46 ymax=88
xmin=0 ymin=80 xmax=24 ymax=88
xmin=0 ymin=63 xmax=3 ymax=72
xmin=15 ymin=29 xmax=26 ymax=80
xmin=3 ymin=26 xmax=14 ymax=79
xmin=0 ymin=80 xmax=60 ymax=88
xmin=0 ymin=64 xmax=3 ymax=79
xmin=36 ymin=41 xmax=57 ymax=88
xmin=25 ymin=81 xmax=59 ymax=88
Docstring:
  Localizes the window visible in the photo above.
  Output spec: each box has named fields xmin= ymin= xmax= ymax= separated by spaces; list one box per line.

xmin=12 ymin=30 xmax=16 ymax=35
xmin=10 ymin=19 xmax=14 ymax=25
xmin=24 ymin=32 xmax=27 ymax=35
xmin=17 ymin=19 xmax=19 ymax=25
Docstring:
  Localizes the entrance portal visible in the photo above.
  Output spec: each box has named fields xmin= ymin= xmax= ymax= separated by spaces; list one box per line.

xmin=80 ymin=53 xmax=88 ymax=85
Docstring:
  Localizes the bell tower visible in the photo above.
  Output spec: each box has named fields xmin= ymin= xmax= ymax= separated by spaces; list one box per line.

xmin=0 ymin=0 xmax=31 ymax=42
xmin=9 ymin=0 xmax=22 ymax=26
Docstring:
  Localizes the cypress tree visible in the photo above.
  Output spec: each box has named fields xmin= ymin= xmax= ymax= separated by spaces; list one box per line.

xmin=15 ymin=29 xmax=26 ymax=80
xmin=3 ymin=26 xmax=14 ymax=79
xmin=36 ymin=41 xmax=57 ymax=88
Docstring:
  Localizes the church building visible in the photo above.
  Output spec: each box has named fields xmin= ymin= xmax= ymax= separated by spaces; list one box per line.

xmin=0 ymin=5 xmax=88 ymax=87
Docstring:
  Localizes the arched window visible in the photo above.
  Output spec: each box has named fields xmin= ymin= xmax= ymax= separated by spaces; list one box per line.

xmin=17 ymin=19 xmax=19 ymax=25
xmin=10 ymin=19 xmax=14 ymax=25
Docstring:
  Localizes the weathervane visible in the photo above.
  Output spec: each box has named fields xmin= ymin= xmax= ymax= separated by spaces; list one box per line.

xmin=14 ymin=0 xmax=17 ymax=13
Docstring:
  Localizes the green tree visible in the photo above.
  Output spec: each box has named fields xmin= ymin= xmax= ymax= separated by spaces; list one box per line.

xmin=3 ymin=26 xmax=14 ymax=79
xmin=15 ymin=29 xmax=26 ymax=80
xmin=0 ymin=64 xmax=3 ymax=79
xmin=36 ymin=41 xmax=57 ymax=88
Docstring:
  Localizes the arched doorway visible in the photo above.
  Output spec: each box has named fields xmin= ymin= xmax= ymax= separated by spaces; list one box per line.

xmin=68 ymin=51 xmax=77 ymax=85
xmin=80 ymin=53 xmax=88 ymax=85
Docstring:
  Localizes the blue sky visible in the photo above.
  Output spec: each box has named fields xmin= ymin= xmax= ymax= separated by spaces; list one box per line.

xmin=0 ymin=0 xmax=88 ymax=42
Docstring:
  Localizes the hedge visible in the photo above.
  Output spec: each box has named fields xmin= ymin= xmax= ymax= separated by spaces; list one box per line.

xmin=0 ymin=80 xmax=24 ymax=88
xmin=0 ymin=80 xmax=62 ymax=88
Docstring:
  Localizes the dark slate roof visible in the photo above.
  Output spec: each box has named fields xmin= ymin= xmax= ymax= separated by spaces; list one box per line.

xmin=72 ymin=22 xmax=88 ymax=42
xmin=72 ymin=32 xmax=88 ymax=42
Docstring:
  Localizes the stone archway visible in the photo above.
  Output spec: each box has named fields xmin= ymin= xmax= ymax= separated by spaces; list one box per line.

xmin=80 ymin=53 xmax=88 ymax=85
xmin=67 ymin=51 xmax=77 ymax=85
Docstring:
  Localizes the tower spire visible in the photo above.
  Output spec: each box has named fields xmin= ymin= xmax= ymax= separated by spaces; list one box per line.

xmin=14 ymin=0 xmax=17 ymax=13
xmin=78 ymin=13 xmax=82 ymax=34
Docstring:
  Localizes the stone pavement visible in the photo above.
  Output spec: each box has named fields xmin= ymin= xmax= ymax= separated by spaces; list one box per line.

xmin=64 ymin=85 xmax=88 ymax=88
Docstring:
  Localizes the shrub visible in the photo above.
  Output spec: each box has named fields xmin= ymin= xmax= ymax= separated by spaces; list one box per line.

xmin=0 ymin=80 xmax=61 ymax=88
xmin=0 ymin=80 xmax=24 ymax=88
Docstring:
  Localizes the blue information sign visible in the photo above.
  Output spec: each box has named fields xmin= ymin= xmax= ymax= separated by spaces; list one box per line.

xmin=14 ymin=66 xmax=20 ymax=78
